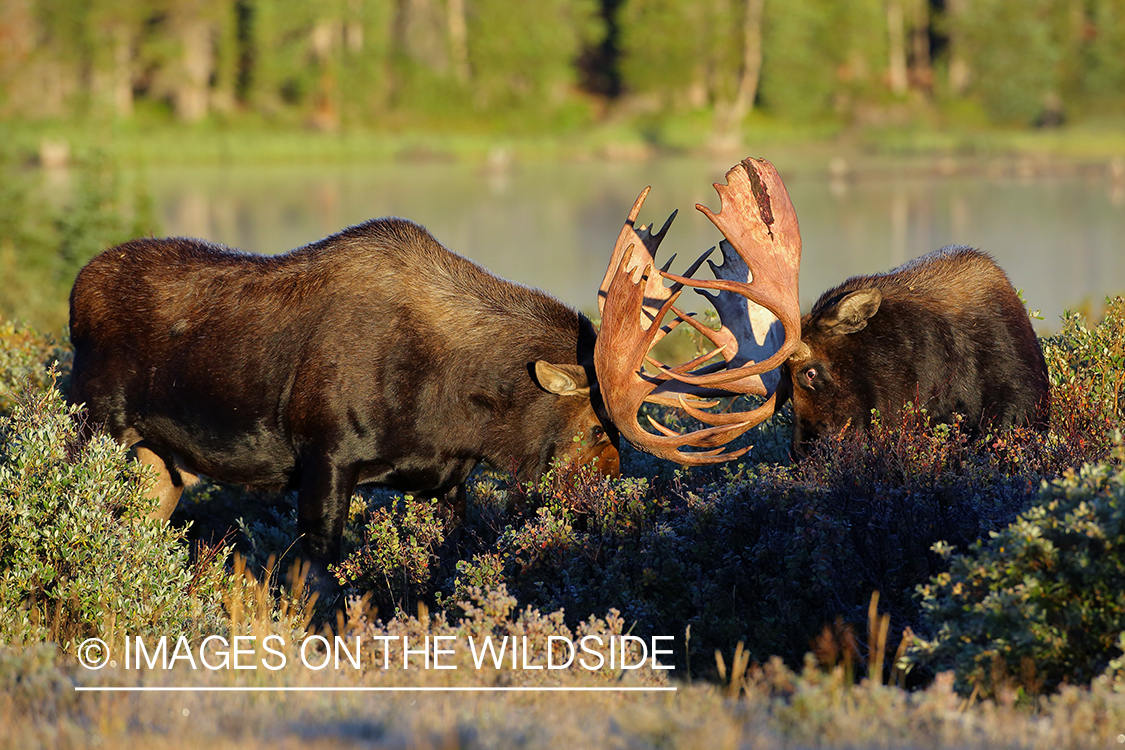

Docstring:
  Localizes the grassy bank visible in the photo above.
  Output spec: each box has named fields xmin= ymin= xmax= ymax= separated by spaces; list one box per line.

xmin=5 ymin=111 xmax=1125 ymax=170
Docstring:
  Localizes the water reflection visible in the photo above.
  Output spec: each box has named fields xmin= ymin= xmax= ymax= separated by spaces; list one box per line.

xmin=142 ymin=157 xmax=1124 ymax=330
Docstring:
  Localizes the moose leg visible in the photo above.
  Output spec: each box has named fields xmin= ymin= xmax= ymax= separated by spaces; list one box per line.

xmin=435 ymin=484 xmax=467 ymax=542
xmin=296 ymin=456 xmax=358 ymax=576
xmin=439 ymin=484 xmax=467 ymax=526
xmin=123 ymin=435 xmax=197 ymax=521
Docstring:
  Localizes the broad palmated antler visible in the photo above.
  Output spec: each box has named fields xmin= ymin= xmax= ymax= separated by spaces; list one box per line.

xmin=594 ymin=157 xmax=802 ymax=464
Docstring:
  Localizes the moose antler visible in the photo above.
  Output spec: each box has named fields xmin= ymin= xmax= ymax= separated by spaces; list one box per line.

xmin=596 ymin=189 xmax=709 ymax=345
xmin=594 ymin=157 xmax=802 ymax=464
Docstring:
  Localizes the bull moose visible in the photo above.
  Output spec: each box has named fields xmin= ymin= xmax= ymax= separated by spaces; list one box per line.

xmin=69 ymin=158 xmax=802 ymax=569
xmin=779 ymin=246 xmax=1051 ymax=454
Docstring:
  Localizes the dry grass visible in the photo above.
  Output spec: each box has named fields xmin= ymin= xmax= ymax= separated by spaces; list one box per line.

xmin=5 ymin=652 xmax=1125 ymax=750
xmin=3 ymin=572 xmax=1124 ymax=750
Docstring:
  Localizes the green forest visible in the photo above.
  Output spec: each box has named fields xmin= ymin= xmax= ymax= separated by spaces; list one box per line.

xmin=4 ymin=0 xmax=1125 ymax=140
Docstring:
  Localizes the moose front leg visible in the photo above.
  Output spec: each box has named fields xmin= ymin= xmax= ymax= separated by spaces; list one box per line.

xmin=296 ymin=456 xmax=358 ymax=581
xmin=437 ymin=483 xmax=467 ymax=531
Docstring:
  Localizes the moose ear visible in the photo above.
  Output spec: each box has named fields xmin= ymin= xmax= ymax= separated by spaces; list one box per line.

xmin=533 ymin=361 xmax=590 ymax=396
xmin=820 ymin=288 xmax=882 ymax=335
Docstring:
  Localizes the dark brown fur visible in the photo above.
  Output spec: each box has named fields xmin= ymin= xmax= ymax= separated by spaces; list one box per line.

xmin=69 ymin=218 xmax=619 ymax=566
xmin=782 ymin=246 xmax=1050 ymax=454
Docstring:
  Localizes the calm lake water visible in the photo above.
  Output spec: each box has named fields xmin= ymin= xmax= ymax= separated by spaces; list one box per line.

xmin=140 ymin=155 xmax=1125 ymax=331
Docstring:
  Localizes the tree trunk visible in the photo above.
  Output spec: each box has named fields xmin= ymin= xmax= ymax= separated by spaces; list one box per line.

xmin=346 ymin=0 xmax=364 ymax=52
xmin=886 ymin=0 xmax=908 ymax=95
xmin=713 ymin=0 xmax=764 ymax=145
xmin=911 ymin=0 xmax=931 ymax=90
xmin=947 ymin=0 xmax=969 ymax=95
xmin=90 ymin=23 xmax=134 ymax=118
xmin=309 ymin=19 xmax=340 ymax=131
xmin=174 ymin=19 xmax=212 ymax=122
xmin=448 ymin=0 xmax=469 ymax=83
xmin=397 ymin=0 xmax=447 ymax=69
xmin=111 ymin=25 xmax=134 ymax=117
xmin=731 ymin=0 xmax=765 ymax=119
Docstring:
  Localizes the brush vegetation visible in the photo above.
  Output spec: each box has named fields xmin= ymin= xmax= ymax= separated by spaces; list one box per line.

xmin=2 ymin=284 xmax=1125 ymax=746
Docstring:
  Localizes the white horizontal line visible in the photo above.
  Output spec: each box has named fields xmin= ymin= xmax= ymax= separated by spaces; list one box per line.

xmin=75 ymin=686 xmax=677 ymax=693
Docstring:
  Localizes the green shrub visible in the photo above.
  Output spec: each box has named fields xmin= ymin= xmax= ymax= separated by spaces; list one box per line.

xmin=0 ymin=321 xmax=70 ymax=417
xmin=911 ymin=440 xmax=1125 ymax=697
xmin=340 ymin=582 xmax=667 ymax=686
xmin=1042 ymin=296 xmax=1125 ymax=462
xmin=0 ymin=382 xmax=229 ymax=647
xmin=332 ymin=494 xmax=448 ymax=618
xmin=234 ymin=501 xmax=301 ymax=573
xmin=203 ymin=392 xmax=1067 ymax=679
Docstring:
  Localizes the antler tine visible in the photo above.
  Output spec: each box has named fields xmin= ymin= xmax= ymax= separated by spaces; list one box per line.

xmin=597 ymin=188 xmax=648 ymax=319
xmin=597 ymin=188 xmax=678 ymax=322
